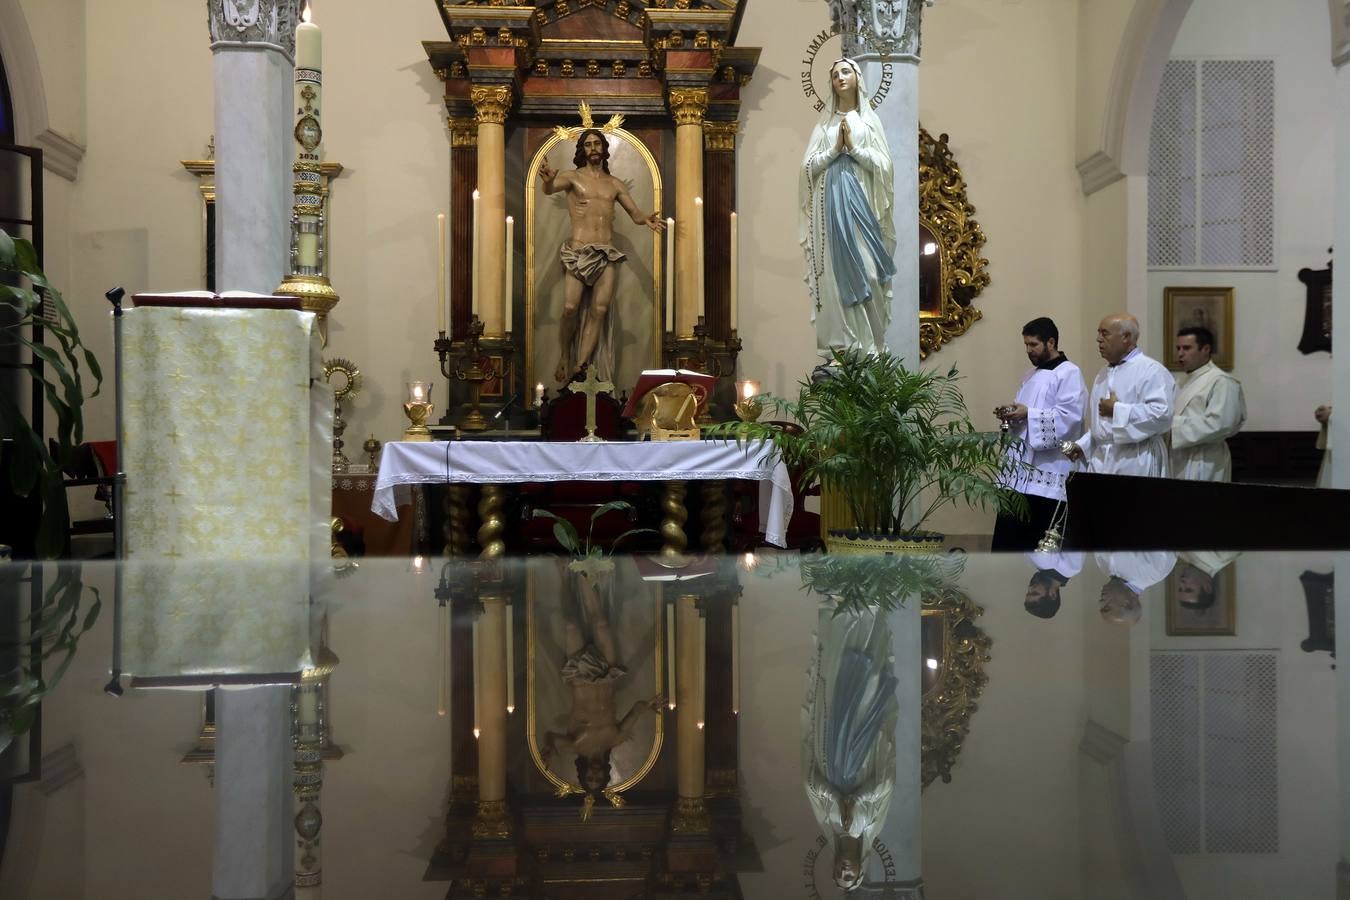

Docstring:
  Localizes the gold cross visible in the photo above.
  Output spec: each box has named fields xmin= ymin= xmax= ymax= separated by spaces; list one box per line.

xmin=300 ymin=84 xmax=316 ymax=113
xmin=566 ymin=365 xmax=615 ymax=443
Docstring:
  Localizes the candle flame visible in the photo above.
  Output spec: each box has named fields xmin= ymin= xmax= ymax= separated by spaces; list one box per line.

xmin=473 ymin=728 xmax=481 ymax=739
xmin=473 ymin=189 xmax=481 ymax=200
xmin=506 ymin=705 xmax=515 ymax=715
xmin=506 ymin=215 xmax=514 ymax=225
xmin=668 ymin=701 xmax=677 ymax=710
xmin=694 ymin=196 xmax=703 ymax=206
xmin=302 ymin=3 xmax=312 ymax=24
xmin=437 ymin=708 xmax=446 ymax=717
xmin=697 ymin=721 xmax=705 ymax=730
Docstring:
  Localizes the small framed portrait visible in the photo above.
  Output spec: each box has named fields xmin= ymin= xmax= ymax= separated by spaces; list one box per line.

xmin=1165 ymin=561 xmax=1237 ymax=636
xmin=1164 ymin=286 xmax=1235 ymax=370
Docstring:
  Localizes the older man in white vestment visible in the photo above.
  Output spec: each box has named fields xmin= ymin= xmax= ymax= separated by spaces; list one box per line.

xmin=1169 ymin=327 xmax=1246 ymax=481
xmin=1066 ymin=313 xmax=1173 ymax=476
xmin=992 ymin=317 xmax=1086 ymax=550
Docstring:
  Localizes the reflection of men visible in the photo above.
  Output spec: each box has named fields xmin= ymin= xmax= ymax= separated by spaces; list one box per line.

xmin=541 ymin=578 xmax=662 ymax=802
xmin=1065 ymin=314 xmax=1173 ymax=475
xmin=539 ymin=129 xmax=665 ymax=384
xmin=1170 ymin=327 xmax=1246 ymax=481
xmin=992 ymin=317 xmax=1086 ymax=550
xmin=1174 ymin=563 xmax=1215 ymax=610
xmin=1094 ymin=550 xmax=1177 ymax=625
xmin=1022 ymin=549 xmax=1084 ymax=620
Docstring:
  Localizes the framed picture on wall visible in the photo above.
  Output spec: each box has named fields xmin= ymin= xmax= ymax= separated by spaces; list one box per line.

xmin=1163 ymin=286 xmax=1235 ymax=370
xmin=1165 ymin=559 xmax=1237 ymax=636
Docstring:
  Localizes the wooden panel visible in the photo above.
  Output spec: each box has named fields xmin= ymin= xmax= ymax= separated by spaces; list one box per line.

xmin=702 ymin=148 xmax=734 ymax=340
xmin=545 ymin=6 xmax=644 ymax=42
xmin=452 ymin=141 xmax=478 ymax=341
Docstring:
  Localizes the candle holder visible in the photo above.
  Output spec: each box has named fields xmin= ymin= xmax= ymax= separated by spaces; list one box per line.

xmin=363 ymin=434 xmax=382 ymax=470
xmin=403 ymin=381 xmax=434 ymax=441
xmin=434 ymin=315 xmax=514 ymax=432
xmin=733 ymin=379 xmax=762 ymax=424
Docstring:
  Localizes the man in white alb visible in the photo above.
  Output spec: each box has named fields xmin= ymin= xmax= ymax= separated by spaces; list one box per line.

xmin=1065 ymin=313 xmax=1173 ymax=476
xmin=1169 ymin=327 xmax=1246 ymax=481
xmin=992 ymin=317 xmax=1086 ymax=550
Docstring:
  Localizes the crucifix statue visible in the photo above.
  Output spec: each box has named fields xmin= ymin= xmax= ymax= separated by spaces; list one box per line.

xmin=567 ymin=365 xmax=616 ymax=443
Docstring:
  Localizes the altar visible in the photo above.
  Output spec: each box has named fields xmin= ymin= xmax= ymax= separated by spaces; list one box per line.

xmin=372 ymin=438 xmax=794 ymax=555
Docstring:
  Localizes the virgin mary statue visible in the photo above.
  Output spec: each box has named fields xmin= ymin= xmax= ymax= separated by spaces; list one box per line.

xmin=800 ymin=58 xmax=897 ymax=357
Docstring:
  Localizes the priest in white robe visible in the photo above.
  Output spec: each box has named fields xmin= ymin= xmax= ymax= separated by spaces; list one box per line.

xmin=992 ymin=317 xmax=1087 ymax=550
xmin=1094 ymin=550 xmax=1178 ymax=625
xmin=1169 ymin=327 xmax=1246 ymax=481
xmin=1067 ymin=313 xmax=1173 ymax=476
xmin=1022 ymin=548 xmax=1084 ymax=619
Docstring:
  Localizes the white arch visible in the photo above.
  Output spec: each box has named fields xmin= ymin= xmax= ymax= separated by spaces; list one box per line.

xmin=0 ymin=0 xmax=83 ymax=180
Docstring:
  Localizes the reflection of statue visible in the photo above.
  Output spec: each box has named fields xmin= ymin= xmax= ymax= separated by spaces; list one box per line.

xmin=539 ymin=129 xmax=665 ymax=384
xmin=802 ymin=604 xmax=898 ymax=891
xmin=541 ymin=566 xmax=662 ymax=807
xmin=800 ymin=59 xmax=896 ymax=357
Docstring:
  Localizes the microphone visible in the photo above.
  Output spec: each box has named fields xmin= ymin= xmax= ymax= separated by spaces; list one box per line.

xmin=493 ymin=394 xmax=520 ymax=422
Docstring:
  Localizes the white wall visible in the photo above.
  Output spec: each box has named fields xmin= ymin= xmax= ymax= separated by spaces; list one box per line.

xmin=1147 ymin=0 xmax=1336 ymax=431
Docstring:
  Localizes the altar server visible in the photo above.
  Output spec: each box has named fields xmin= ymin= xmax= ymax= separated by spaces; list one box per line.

xmin=1066 ymin=313 xmax=1173 ymax=476
xmin=1169 ymin=327 xmax=1246 ymax=481
xmin=991 ymin=316 xmax=1086 ymax=550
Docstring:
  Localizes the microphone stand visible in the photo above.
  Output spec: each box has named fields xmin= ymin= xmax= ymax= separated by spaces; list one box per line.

xmin=104 ymin=287 xmax=125 ymax=697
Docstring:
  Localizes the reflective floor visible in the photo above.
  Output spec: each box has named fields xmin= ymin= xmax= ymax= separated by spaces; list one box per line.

xmin=0 ymin=550 xmax=1343 ymax=899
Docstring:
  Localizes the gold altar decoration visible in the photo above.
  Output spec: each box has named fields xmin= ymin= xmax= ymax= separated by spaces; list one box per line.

xmin=403 ymin=381 xmax=434 ymax=442
xmin=918 ymin=127 xmax=990 ymax=359
xmin=567 ymin=365 xmax=615 ymax=443
xmin=635 ymin=382 xmax=702 ymax=442
xmin=524 ymin=565 xmax=666 ymax=821
xmin=322 ymin=357 xmax=360 ymax=473
xmin=921 ymin=586 xmax=990 ymax=788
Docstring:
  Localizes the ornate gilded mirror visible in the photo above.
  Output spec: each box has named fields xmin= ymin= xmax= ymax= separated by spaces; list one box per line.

xmin=920 ymin=587 xmax=990 ymax=788
xmin=918 ymin=128 xmax=989 ymax=358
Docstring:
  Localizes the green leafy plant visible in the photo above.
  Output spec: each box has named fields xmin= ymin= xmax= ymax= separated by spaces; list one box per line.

xmin=707 ymin=348 xmax=1026 ymax=538
xmin=1 ymin=563 xmax=102 ymax=754
xmin=1 ymin=227 xmax=103 ymax=558
xmin=532 ymin=500 xmax=655 ymax=558
xmin=799 ymin=550 xmax=965 ymax=615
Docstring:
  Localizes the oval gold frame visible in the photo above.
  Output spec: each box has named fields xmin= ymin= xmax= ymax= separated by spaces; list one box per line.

xmin=524 ymin=127 xmax=664 ymax=392
xmin=525 ymin=565 xmax=666 ymax=805
xmin=921 ymin=586 xmax=990 ymax=789
xmin=918 ymin=127 xmax=990 ymax=359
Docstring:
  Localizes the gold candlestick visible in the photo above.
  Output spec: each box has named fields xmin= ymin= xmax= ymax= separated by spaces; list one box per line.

xmin=434 ymin=315 xmax=514 ymax=432
xmin=403 ymin=381 xmax=434 ymax=442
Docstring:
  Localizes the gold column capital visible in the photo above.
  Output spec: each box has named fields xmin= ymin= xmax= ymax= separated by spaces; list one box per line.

xmin=471 ymin=85 xmax=514 ymax=125
xmin=448 ymin=116 xmax=479 ymax=148
xmin=668 ymin=87 xmax=708 ymax=126
xmin=703 ymin=120 xmax=738 ymax=152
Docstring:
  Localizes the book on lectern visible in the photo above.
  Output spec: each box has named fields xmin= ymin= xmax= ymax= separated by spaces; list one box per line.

xmin=132 ymin=291 xmax=302 ymax=310
xmin=620 ymin=368 xmax=716 ymax=418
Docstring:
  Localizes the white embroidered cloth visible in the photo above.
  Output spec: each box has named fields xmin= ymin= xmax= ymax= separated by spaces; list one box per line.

xmin=373 ymin=440 xmax=795 ymax=548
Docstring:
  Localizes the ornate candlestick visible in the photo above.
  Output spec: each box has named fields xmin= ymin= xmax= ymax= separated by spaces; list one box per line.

xmin=665 ymin=316 xmax=742 ymax=423
xmin=363 ymin=435 xmax=382 ymax=471
xmin=323 ymin=358 xmax=360 ymax=473
xmin=403 ymin=381 xmax=434 ymax=441
xmin=434 ymin=315 xmax=514 ymax=432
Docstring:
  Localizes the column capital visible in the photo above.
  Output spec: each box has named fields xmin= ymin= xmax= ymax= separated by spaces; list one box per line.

xmin=832 ymin=0 xmax=934 ymax=63
xmin=448 ymin=116 xmax=479 ymax=148
xmin=703 ymin=120 xmax=738 ymax=152
xmin=471 ymin=85 xmax=514 ymax=125
xmin=207 ymin=0 xmax=300 ymax=58
xmin=668 ymin=88 xmax=709 ymax=126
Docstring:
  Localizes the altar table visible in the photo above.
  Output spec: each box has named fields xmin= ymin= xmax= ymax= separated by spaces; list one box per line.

xmin=372 ymin=440 xmax=794 ymax=554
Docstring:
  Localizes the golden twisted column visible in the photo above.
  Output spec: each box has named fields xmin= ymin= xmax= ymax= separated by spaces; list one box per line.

xmin=445 ymin=484 xmax=472 ymax=556
xmin=669 ymin=88 xmax=707 ymax=337
xmin=472 ymin=85 xmax=512 ymax=337
xmin=672 ymin=595 xmax=709 ymax=833
xmin=700 ymin=479 xmax=726 ymax=554
xmin=660 ymin=480 xmax=689 ymax=560
xmin=476 ymin=484 xmax=507 ymax=559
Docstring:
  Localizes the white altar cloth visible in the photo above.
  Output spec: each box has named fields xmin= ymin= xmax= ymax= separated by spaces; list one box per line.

xmin=372 ymin=440 xmax=795 ymax=548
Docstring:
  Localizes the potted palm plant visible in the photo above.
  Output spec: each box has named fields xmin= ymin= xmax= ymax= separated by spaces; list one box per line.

xmin=709 ymin=348 xmax=1025 ymax=553
xmin=1 ymin=227 xmax=102 ymax=558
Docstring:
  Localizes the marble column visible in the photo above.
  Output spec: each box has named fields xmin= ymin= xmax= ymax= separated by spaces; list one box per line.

xmin=474 ymin=595 xmax=511 ymax=838
xmin=1332 ymin=37 xmax=1350 ymax=491
xmin=672 ymin=594 xmax=709 ymax=832
xmin=472 ymin=86 xmax=512 ymax=338
xmin=206 ymin=4 xmax=300 ymax=899
xmin=873 ymin=595 xmax=923 ymax=896
xmin=848 ymin=0 xmax=933 ymax=366
xmin=670 ymin=89 xmax=709 ymax=338
xmin=209 ymin=0 xmax=296 ymax=295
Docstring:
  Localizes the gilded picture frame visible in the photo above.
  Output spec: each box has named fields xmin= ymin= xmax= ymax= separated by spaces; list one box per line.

xmin=1165 ymin=561 xmax=1237 ymax=636
xmin=918 ymin=128 xmax=990 ymax=359
xmin=1164 ymin=286 xmax=1235 ymax=370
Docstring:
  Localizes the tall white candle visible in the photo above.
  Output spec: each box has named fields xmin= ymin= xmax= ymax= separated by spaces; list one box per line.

xmin=472 ymin=615 xmax=481 ymax=739
xmin=437 ymin=213 xmax=447 ymax=334
xmin=471 ymin=190 xmax=481 ymax=319
xmin=665 ymin=217 xmax=675 ymax=333
xmin=731 ymin=603 xmax=739 ymax=716
xmin=729 ymin=211 xmax=738 ymax=332
xmin=437 ymin=603 xmax=448 ymax=717
xmin=697 ymin=614 xmax=706 ymax=730
xmin=293 ymin=7 xmax=322 ymax=269
xmin=666 ymin=602 xmax=676 ymax=709
xmin=505 ymin=602 xmax=515 ymax=714
xmin=504 ymin=215 xmax=514 ymax=335
xmin=694 ymin=197 xmax=705 ymax=319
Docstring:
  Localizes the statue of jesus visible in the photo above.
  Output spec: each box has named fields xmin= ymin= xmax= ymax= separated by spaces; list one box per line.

xmin=539 ymin=128 xmax=665 ymax=385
